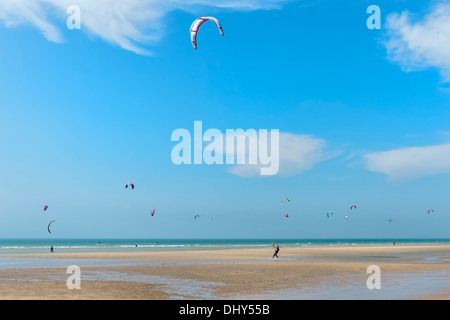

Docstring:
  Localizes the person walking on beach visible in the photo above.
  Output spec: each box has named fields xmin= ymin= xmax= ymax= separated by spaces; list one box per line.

xmin=50 ymin=246 xmax=54 ymax=253
xmin=272 ymin=243 xmax=280 ymax=259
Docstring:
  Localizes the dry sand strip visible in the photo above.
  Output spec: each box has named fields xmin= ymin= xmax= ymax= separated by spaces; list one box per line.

xmin=2 ymin=244 xmax=450 ymax=260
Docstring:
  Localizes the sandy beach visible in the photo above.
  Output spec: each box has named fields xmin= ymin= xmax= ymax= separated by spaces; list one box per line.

xmin=0 ymin=245 xmax=449 ymax=300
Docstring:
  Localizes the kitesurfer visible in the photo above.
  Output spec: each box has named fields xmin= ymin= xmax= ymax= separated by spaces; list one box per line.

xmin=272 ymin=243 xmax=280 ymax=259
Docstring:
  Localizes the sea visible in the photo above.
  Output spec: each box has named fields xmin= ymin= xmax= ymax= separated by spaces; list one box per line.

xmin=0 ymin=238 xmax=449 ymax=254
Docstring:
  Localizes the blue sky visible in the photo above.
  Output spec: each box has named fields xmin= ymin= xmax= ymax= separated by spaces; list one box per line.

xmin=0 ymin=0 xmax=450 ymax=239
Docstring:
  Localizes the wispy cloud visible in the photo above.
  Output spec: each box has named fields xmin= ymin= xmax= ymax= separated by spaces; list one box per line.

xmin=0 ymin=0 xmax=63 ymax=42
xmin=384 ymin=1 xmax=450 ymax=82
xmin=0 ymin=0 xmax=296 ymax=55
xmin=364 ymin=143 xmax=450 ymax=181
xmin=228 ymin=132 xmax=329 ymax=177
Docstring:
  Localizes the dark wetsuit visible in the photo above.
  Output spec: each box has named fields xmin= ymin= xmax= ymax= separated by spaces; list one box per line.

xmin=272 ymin=245 xmax=279 ymax=258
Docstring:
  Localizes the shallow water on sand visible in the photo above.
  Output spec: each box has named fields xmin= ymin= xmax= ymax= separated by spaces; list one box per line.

xmin=1 ymin=250 xmax=449 ymax=300
xmin=235 ymin=270 xmax=450 ymax=300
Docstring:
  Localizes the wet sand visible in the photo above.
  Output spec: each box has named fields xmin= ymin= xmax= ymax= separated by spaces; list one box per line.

xmin=0 ymin=245 xmax=449 ymax=300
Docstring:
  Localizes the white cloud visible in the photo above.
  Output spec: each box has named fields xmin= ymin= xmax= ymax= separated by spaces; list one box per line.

xmin=384 ymin=1 xmax=450 ymax=82
xmin=0 ymin=0 xmax=63 ymax=42
xmin=364 ymin=143 xmax=450 ymax=181
xmin=0 ymin=0 xmax=295 ymax=55
xmin=228 ymin=132 xmax=328 ymax=177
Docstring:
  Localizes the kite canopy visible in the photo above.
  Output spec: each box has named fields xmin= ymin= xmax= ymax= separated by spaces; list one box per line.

xmin=194 ymin=214 xmax=199 ymax=219
xmin=350 ymin=205 xmax=357 ymax=210
xmin=190 ymin=17 xmax=224 ymax=49
xmin=281 ymin=198 xmax=290 ymax=206
xmin=284 ymin=213 xmax=289 ymax=218
xmin=327 ymin=211 xmax=333 ymax=218
xmin=151 ymin=209 xmax=155 ymax=216
xmin=47 ymin=220 xmax=55 ymax=234
xmin=44 ymin=205 xmax=48 ymax=212
xmin=428 ymin=209 xmax=434 ymax=214
xmin=125 ymin=183 xmax=135 ymax=189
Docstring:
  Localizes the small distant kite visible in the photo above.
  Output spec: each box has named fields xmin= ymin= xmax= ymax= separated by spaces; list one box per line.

xmin=151 ymin=209 xmax=155 ymax=216
xmin=427 ymin=209 xmax=434 ymax=214
xmin=281 ymin=198 xmax=290 ymax=206
xmin=190 ymin=17 xmax=224 ymax=49
xmin=125 ymin=183 xmax=135 ymax=190
xmin=327 ymin=211 xmax=333 ymax=218
xmin=44 ymin=205 xmax=48 ymax=212
xmin=47 ymin=220 xmax=55 ymax=234
xmin=284 ymin=213 xmax=289 ymax=218
xmin=388 ymin=218 xmax=393 ymax=223
xmin=350 ymin=205 xmax=357 ymax=210
xmin=194 ymin=214 xmax=200 ymax=220
xmin=344 ymin=216 xmax=348 ymax=220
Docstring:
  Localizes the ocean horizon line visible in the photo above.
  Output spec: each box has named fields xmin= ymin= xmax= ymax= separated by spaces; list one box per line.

xmin=2 ymin=237 xmax=450 ymax=240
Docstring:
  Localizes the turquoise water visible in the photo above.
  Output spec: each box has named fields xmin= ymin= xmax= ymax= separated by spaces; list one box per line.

xmin=0 ymin=238 xmax=449 ymax=254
